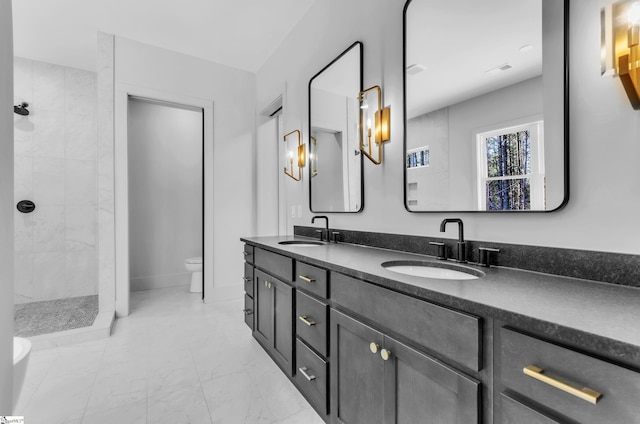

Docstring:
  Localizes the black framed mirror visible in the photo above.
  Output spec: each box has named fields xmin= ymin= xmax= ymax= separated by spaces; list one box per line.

xmin=309 ymin=41 xmax=364 ymax=213
xmin=403 ymin=0 xmax=569 ymax=212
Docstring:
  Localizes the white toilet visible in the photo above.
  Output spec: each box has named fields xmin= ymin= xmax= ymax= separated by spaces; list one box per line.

xmin=185 ymin=257 xmax=203 ymax=293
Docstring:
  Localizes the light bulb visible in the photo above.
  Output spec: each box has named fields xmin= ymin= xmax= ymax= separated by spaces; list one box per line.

xmin=360 ymin=96 xmax=368 ymax=110
xmin=630 ymin=2 xmax=640 ymax=25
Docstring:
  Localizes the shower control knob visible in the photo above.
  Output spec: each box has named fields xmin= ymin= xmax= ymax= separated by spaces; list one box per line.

xmin=16 ymin=200 xmax=36 ymax=214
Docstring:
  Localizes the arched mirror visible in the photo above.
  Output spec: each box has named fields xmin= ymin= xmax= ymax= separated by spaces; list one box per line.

xmin=403 ymin=0 xmax=568 ymax=212
xmin=309 ymin=41 xmax=364 ymax=213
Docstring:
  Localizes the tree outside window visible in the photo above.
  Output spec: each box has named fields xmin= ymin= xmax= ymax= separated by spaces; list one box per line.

xmin=477 ymin=121 xmax=545 ymax=211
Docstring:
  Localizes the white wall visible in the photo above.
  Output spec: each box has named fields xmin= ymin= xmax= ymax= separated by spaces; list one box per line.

xmin=257 ymin=0 xmax=640 ymax=254
xmin=115 ymin=37 xmax=256 ymax=299
xmin=13 ymin=58 xmax=98 ymax=303
xmin=127 ymin=99 xmax=203 ymax=291
xmin=0 ymin=0 xmax=14 ymax=412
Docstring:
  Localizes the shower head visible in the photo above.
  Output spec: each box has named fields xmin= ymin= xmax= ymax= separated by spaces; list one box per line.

xmin=14 ymin=102 xmax=29 ymax=116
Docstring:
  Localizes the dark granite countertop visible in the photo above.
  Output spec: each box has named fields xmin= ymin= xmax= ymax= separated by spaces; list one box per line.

xmin=241 ymin=235 xmax=640 ymax=366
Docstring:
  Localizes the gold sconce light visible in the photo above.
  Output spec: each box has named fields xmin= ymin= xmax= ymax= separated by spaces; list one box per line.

xmin=359 ymin=85 xmax=391 ymax=164
xmin=602 ymin=1 xmax=640 ymax=109
xmin=283 ymin=129 xmax=306 ymax=181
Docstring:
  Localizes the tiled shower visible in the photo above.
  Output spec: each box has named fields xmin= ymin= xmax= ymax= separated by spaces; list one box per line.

xmin=13 ymin=57 xmax=99 ymax=335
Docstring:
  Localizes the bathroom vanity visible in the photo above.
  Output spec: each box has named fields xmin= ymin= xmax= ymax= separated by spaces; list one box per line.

xmin=241 ymin=235 xmax=640 ymax=423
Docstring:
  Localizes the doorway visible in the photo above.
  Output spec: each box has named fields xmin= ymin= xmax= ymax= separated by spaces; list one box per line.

xmin=127 ymin=97 xmax=204 ymax=301
xmin=114 ymin=85 xmax=214 ymax=317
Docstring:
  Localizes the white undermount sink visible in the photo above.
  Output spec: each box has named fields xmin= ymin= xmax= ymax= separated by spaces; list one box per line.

xmin=278 ymin=240 xmax=325 ymax=247
xmin=381 ymin=260 xmax=484 ymax=280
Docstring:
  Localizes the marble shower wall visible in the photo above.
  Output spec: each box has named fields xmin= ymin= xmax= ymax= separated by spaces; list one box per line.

xmin=13 ymin=57 xmax=98 ymax=303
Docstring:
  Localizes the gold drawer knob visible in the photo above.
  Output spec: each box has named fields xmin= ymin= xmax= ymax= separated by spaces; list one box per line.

xmin=381 ymin=349 xmax=391 ymax=361
xmin=369 ymin=343 xmax=380 ymax=354
xmin=523 ymin=365 xmax=602 ymax=404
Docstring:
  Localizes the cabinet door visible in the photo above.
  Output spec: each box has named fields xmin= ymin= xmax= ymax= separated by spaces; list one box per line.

xmin=330 ymin=309 xmax=385 ymax=424
xmin=272 ymin=277 xmax=294 ymax=376
xmin=383 ymin=335 xmax=480 ymax=424
xmin=254 ymin=270 xmax=273 ymax=347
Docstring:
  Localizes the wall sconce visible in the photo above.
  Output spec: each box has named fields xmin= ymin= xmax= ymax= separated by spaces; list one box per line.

xmin=359 ymin=85 xmax=391 ymax=164
xmin=602 ymin=1 xmax=640 ymax=109
xmin=283 ymin=129 xmax=305 ymax=181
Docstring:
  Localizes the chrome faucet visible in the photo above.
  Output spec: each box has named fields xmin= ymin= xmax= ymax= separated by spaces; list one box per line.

xmin=440 ymin=218 xmax=466 ymax=263
xmin=311 ymin=215 xmax=329 ymax=241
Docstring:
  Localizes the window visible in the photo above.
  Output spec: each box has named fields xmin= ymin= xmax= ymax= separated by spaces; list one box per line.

xmin=477 ymin=121 xmax=545 ymax=211
xmin=406 ymin=146 xmax=430 ymax=169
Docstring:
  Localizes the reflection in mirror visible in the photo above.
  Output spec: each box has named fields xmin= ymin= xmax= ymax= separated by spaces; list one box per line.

xmin=309 ymin=42 xmax=363 ymax=213
xmin=403 ymin=0 xmax=567 ymax=212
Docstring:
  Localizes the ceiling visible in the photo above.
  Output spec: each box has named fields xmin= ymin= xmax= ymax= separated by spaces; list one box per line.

xmin=12 ymin=0 xmax=316 ymax=73
xmin=406 ymin=0 xmax=542 ymax=118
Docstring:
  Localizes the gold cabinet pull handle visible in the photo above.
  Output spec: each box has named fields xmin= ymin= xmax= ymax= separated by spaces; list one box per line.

xmin=369 ymin=343 xmax=380 ymax=354
xmin=242 ymin=309 xmax=253 ymax=316
xmin=264 ymin=281 xmax=272 ymax=289
xmin=299 ymin=366 xmax=316 ymax=381
xmin=381 ymin=349 xmax=392 ymax=361
xmin=299 ymin=315 xmax=316 ymax=326
xmin=298 ymin=275 xmax=315 ymax=283
xmin=523 ymin=365 xmax=602 ymax=405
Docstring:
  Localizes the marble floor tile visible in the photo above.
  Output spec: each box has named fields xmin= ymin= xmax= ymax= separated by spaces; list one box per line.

xmin=81 ymin=399 xmax=147 ymax=424
xmin=17 ymin=285 xmax=323 ymax=423
xmin=147 ymin=384 xmax=212 ymax=424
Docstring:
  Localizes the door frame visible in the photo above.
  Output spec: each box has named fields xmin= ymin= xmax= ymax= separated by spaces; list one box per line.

xmin=114 ymin=83 xmax=214 ymax=317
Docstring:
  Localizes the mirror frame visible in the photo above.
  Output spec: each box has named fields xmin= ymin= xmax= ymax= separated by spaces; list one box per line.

xmin=308 ymin=41 xmax=364 ymax=213
xmin=402 ymin=0 xmax=570 ymax=213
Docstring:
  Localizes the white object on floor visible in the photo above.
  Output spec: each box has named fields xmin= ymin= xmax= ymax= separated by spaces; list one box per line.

xmin=13 ymin=336 xmax=32 ymax=413
xmin=185 ymin=256 xmax=203 ymax=293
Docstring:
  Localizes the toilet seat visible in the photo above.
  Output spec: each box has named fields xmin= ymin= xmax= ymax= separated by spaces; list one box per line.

xmin=185 ymin=257 xmax=202 ymax=264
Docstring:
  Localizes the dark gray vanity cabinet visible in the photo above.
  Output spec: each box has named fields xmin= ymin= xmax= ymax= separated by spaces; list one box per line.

xmin=242 ymin=245 xmax=254 ymax=330
xmin=330 ymin=309 xmax=480 ymax=424
xmin=295 ymin=262 xmax=331 ymax=418
xmin=331 ymin=309 xmax=385 ymax=424
xmin=252 ymin=248 xmax=295 ymax=377
xmin=496 ymin=327 xmax=640 ymax=424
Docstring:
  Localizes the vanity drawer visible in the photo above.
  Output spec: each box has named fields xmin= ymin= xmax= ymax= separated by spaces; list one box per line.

xmin=331 ymin=272 xmax=482 ymax=371
xmin=296 ymin=262 xmax=328 ymax=298
xmin=243 ymin=294 xmax=254 ymax=330
xmin=243 ymin=244 xmax=254 ymax=264
xmin=254 ymin=247 xmax=293 ymax=282
xmin=243 ymin=263 xmax=254 ymax=297
xmin=296 ymin=290 xmax=329 ymax=357
xmin=295 ymin=338 xmax=328 ymax=417
xmin=499 ymin=393 xmax=563 ymax=424
xmin=500 ymin=327 xmax=640 ymax=424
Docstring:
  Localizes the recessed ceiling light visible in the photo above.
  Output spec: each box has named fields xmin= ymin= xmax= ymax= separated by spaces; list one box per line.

xmin=406 ymin=64 xmax=426 ymax=75
xmin=486 ymin=63 xmax=513 ymax=74
xmin=519 ymin=44 xmax=534 ymax=53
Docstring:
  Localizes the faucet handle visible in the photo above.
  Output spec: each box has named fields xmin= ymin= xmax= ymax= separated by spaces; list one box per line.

xmin=429 ymin=241 xmax=447 ymax=260
xmin=315 ymin=229 xmax=325 ymax=242
xmin=330 ymin=232 xmax=340 ymax=243
xmin=478 ymin=247 xmax=500 ymax=267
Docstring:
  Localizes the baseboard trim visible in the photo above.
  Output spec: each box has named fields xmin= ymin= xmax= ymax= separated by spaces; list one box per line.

xmin=206 ymin=284 xmax=243 ymax=302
